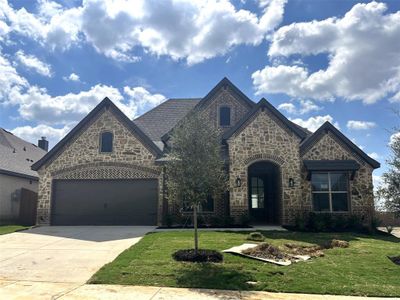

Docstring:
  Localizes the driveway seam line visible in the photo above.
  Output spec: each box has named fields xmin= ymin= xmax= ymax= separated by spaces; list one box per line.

xmin=52 ymin=283 xmax=84 ymax=299
xmin=149 ymin=286 xmax=163 ymax=300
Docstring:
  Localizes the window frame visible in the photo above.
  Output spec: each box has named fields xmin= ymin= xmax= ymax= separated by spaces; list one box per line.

xmin=311 ymin=172 xmax=350 ymax=213
xmin=99 ymin=131 xmax=114 ymax=153
xmin=219 ymin=106 xmax=231 ymax=127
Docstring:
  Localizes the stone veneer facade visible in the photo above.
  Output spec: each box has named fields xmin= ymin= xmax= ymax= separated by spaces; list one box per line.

xmin=36 ymin=107 xmax=162 ymax=225
xmin=227 ymin=109 xmax=303 ymax=224
xmin=300 ymin=132 xmax=375 ymax=221
xmin=35 ymin=80 xmax=377 ymax=226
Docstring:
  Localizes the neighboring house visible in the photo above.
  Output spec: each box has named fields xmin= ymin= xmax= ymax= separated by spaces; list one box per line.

xmin=32 ymin=78 xmax=380 ymax=226
xmin=0 ymin=128 xmax=47 ymax=224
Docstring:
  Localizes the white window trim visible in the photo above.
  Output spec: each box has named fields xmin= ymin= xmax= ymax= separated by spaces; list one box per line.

xmin=311 ymin=172 xmax=350 ymax=213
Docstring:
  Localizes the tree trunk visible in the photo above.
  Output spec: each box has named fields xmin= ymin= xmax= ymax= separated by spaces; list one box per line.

xmin=193 ymin=203 xmax=198 ymax=255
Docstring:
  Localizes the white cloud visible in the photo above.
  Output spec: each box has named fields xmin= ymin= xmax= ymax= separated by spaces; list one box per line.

xmin=253 ymin=2 xmax=400 ymax=103
xmin=123 ymin=86 xmax=166 ymax=116
xmin=278 ymin=102 xmax=296 ymax=114
xmin=5 ymin=78 xmax=166 ymax=125
xmin=11 ymin=124 xmax=72 ymax=149
xmin=368 ymin=152 xmax=380 ymax=160
xmin=290 ymin=115 xmax=339 ymax=132
xmin=63 ymin=72 xmax=80 ymax=82
xmin=278 ymin=99 xmax=321 ymax=115
xmin=0 ymin=52 xmax=28 ymax=103
xmin=1 ymin=0 xmax=287 ymax=64
xmin=0 ymin=0 xmax=82 ymax=50
xmin=15 ymin=50 xmax=52 ymax=77
xmin=347 ymin=120 xmax=376 ymax=130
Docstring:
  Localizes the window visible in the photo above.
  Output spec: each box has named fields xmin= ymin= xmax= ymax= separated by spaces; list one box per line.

xmin=250 ymin=177 xmax=264 ymax=209
xmin=311 ymin=172 xmax=349 ymax=212
xmin=219 ymin=107 xmax=231 ymax=126
xmin=100 ymin=131 xmax=113 ymax=153
xmin=182 ymin=195 xmax=214 ymax=212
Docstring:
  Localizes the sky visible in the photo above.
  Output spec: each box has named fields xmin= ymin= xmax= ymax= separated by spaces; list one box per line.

xmin=0 ymin=0 xmax=399 ymax=186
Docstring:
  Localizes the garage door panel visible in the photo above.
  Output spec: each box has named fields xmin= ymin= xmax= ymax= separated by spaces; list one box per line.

xmin=52 ymin=179 xmax=158 ymax=225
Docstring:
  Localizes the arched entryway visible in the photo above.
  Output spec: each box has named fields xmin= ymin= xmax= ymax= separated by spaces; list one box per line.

xmin=248 ymin=161 xmax=281 ymax=224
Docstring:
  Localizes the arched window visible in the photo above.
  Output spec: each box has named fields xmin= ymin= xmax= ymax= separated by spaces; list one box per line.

xmin=100 ymin=131 xmax=113 ymax=153
xmin=219 ymin=106 xmax=231 ymax=126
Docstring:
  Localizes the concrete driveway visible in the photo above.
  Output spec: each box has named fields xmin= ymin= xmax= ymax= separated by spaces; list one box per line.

xmin=0 ymin=226 xmax=154 ymax=283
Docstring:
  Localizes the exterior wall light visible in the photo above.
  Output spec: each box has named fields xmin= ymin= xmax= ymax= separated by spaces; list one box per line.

xmin=289 ymin=178 xmax=295 ymax=188
xmin=235 ymin=177 xmax=242 ymax=187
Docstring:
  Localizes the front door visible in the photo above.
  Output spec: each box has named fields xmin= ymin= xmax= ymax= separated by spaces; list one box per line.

xmin=248 ymin=162 xmax=280 ymax=224
xmin=249 ymin=176 xmax=266 ymax=222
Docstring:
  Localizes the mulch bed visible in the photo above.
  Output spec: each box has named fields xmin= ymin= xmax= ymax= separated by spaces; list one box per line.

xmin=172 ymin=249 xmax=223 ymax=263
xmin=241 ymin=239 xmax=349 ymax=262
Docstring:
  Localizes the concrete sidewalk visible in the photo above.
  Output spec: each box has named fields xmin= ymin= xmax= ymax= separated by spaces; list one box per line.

xmin=0 ymin=281 xmax=389 ymax=300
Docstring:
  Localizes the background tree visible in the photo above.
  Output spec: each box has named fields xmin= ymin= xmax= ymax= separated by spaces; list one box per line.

xmin=166 ymin=112 xmax=227 ymax=254
xmin=377 ymin=108 xmax=400 ymax=217
xmin=378 ymin=134 xmax=400 ymax=216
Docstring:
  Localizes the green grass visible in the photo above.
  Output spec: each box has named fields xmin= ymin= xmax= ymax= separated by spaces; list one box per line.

xmin=0 ymin=225 xmax=29 ymax=235
xmin=89 ymin=230 xmax=400 ymax=297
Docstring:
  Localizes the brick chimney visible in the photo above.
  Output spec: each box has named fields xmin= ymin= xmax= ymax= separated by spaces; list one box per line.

xmin=38 ymin=137 xmax=49 ymax=151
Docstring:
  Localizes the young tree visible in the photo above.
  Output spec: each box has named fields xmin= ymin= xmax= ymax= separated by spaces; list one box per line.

xmin=166 ymin=112 xmax=227 ymax=254
xmin=378 ymin=132 xmax=400 ymax=216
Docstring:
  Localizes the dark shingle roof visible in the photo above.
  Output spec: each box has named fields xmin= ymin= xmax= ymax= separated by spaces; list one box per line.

xmin=133 ymin=98 xmax=201 ymax=141
xmin=0 ymin=128 xmax=46 ymax=179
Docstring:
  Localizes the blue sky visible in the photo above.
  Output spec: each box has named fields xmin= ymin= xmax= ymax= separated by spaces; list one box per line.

xmin=0 ymin=0 xmax=399 ymax=185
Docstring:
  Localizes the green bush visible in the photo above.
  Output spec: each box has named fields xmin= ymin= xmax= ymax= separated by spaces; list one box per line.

xmin=333 ymin=215 xmax=347 ymax=231
xmin=164 ymin=214 xmax=173 ymax=227
xmin=294 ymin=212 xmax=307 ymax=231
xmin=239 ymin=213 xmax=251 ymax=227
xmin=222 ymin=216 xmax=234 ymax=227
xmin=246 ymin=232 xmax=265 ymax=242
xmin=347 ymin=214 xmax=364 ymax=231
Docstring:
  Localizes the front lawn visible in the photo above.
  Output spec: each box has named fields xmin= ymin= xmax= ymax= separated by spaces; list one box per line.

xmin=89 ymin=230 xmax=400 ymax=297
xmin=0 ymin=225 xmax=29 ymax=235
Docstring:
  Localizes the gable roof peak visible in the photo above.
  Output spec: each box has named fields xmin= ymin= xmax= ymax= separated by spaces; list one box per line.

xmin=300 ymin=120 xmax=380 ymax=169
xmin=196 ymin=77 xmax=255 ymax=109
xmin=32 ymin=96 xmax=162 ymax=171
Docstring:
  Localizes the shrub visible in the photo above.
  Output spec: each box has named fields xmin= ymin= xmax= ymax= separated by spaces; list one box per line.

xmin=294 ymin=212 xmax=308 ymax=231
xmin=208 ymin=215 xmax=223 ymax=227
xmin=172 ymin=249 xmax=223 ymax=263
xmin=370 ymin=216 xmax=382 ymax=232
xmin=308 ymin=213 xmax=327 ymax=232
xmin=332 ymin=215 xmax=347 ymax=231
xmin=247 ymin=232 xmax=265 ymax=242
xmin=222 ymin=216 xmax=234 ymax=227
xmin=347 ymin=214 xmax=364 ymax=231
xmin=239 ymin=213 xmax=251 ymax=227
xmin=164 ymin=214 xmax=173 ymax=228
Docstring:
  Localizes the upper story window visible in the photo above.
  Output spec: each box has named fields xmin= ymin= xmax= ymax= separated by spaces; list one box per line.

xmin=100 ymin=131 xmax=113 ymax=153
xmin=219 ymin=106 xmax=231 ymax=126
xmin=311 ymin=172 xmax=349 ymax=212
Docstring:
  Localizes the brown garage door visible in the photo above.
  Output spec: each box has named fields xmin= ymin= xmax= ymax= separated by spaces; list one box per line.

xmin=51 ymin=179 xmax=158 ymax=225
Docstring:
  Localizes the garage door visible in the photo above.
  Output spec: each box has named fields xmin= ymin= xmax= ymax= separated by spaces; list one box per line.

xmin=51 ymin=179 xmax=158 ymax=225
